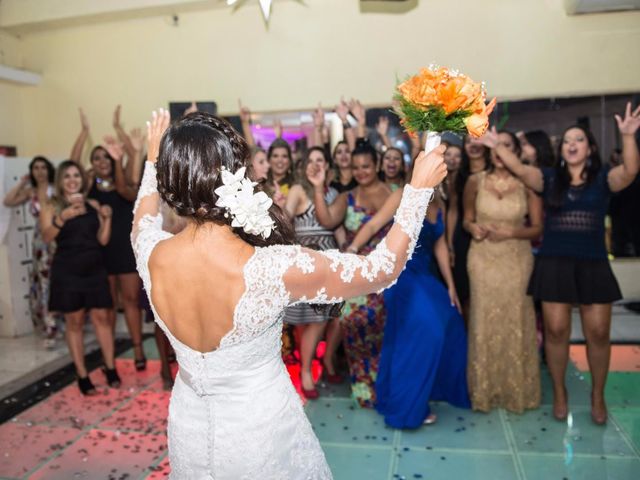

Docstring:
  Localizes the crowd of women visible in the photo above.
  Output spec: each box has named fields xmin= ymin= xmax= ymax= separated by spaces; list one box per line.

xmin=4 ymin=98 xmax=639 ymax=428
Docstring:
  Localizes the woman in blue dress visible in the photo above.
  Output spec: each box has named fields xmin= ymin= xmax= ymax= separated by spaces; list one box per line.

xmin=347 ymin=188 xmax=470 ymax=428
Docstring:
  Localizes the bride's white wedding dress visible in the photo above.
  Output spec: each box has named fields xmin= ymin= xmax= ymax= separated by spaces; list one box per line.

xmin=132 ymin=163 xmax=433 ymax=479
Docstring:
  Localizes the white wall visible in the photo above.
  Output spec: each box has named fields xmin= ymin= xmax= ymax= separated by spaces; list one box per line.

xmin=0 ymin=0 xmax=639 ymax=158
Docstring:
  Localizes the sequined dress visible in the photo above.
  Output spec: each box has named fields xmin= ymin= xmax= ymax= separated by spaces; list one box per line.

xmin=467 ymin=172 xmax=540 ymax=413
xmin=131 ymin=163 xmax=434 ymax=479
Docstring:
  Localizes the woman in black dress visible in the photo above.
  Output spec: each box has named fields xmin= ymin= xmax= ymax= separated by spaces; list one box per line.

xmin=446 ymin=135 xmax=491 ymax=324
xmin=40 ymin=160 xmax=120 ymax=395
xmin=493 ymin=103 xmax=640 ymax=424
xmin=70 ymin=108 xmax=147 ymax=370
xmin=87 ymin=138 xmax=147 ymax=370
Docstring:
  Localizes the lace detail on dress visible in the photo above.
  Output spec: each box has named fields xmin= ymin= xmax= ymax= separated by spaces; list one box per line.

xmin=319 ymin=240 xmax=396 ymax=284
xmin=134 ymin=162 xmax=158 ymax=214
xmin=394 ymin=185 xmax=434 ymax=257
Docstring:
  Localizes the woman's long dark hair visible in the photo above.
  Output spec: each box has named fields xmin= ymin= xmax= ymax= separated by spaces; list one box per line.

xmin=524 ymin=130 xmax=555 ymax=168
xmin=548 ymin=125 xmax=602 ymax=209
xmin=156 ymin=112 xmax=294 ymax=247
xmin=455 ymin=135 xmax=491 ymax=202
xmin=377 ymin=147 xmax=406 ymax=182
xmin=485 ymin=130 xmax=521 ymax=174
xmin=266 ymin=138 xmax=295 ymax=187
xmin=89 ymin=146 xmax=116 ymax=179
xmin=298 ymin=146 xmax=331 ymax=200
xmin=29 ymin=156 xmax=55 ymax=186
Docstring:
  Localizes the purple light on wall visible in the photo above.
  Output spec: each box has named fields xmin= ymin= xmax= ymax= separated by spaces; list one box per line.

xmin=251 ymin=126 xmax=306 ymax=149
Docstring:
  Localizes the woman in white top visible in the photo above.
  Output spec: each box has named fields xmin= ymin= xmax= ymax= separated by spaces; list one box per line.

xmin=132 ymin=109 xmax=446 ymax=479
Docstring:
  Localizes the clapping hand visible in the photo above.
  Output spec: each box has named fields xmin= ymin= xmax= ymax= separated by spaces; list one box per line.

xmin=113 ymin=105 xmax=122 ymax=129
xmin=376 ymin=116 xmax=389 ymax=137
xmin=307 ymin=163 xmax=326 ymax=189
xmin=479 ymin=126 xmax=499 ymax=149
xmin=239 ymin=100 xmax=252 ymax=124
xmin=147 ymin=108 xmax=171 ymax=165
xmin=615 ymin=102 xmax=640 ymax=136
xmin=103 ymin=135 xmax=124 ymax=162
xmin=184 ymin=102 xmax=198 ymax=117
xmin=313 ymin=104 xmax=325 ymax=129
xmin=348 ymin=98 xmax=366 ymax=124
xmin=129 ymin=128 xmax=144 ymax=152
xmin=79 ymin=108 xmax=90 ymax=131
xmin=335 ymin=98 xmax=349 ymax=123
xmin=99 ymin=205 xmax=112 ymax=220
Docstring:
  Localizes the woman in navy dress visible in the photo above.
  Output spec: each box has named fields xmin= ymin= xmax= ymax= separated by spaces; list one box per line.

xmin=347 ymin=188 xmax=470 ymax=428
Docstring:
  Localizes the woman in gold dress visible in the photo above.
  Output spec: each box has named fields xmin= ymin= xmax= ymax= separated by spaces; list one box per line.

xmin=463 ymin=130 xmax=542 ymax=413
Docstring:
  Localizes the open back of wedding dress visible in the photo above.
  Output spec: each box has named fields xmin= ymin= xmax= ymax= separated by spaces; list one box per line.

xmin=131 ymin=163 xmax=433 ymax=479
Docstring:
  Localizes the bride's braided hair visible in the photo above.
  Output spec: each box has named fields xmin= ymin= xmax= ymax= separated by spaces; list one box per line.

xmin=156 ymin=112 xmax=294 ymax=246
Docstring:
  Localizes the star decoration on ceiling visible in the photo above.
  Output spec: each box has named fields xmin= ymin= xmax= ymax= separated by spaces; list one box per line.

xmin=226 ymin=0 xmax=274 ymax=22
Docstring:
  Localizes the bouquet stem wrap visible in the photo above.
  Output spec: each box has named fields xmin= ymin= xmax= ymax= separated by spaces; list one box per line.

xmin=424 ymin=131 xmax=442 ymax=155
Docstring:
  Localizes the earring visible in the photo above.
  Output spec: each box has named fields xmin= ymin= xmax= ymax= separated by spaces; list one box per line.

xmin=560 ymin=158 xmax=566 ymax=168
xmin=586 ymin=157 xmax=592 ymax=169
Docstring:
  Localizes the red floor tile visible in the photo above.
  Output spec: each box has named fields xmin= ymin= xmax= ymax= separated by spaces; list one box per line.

xmin=144 ymin=456 xmax=171 ymax=479
xmin=99 ymin=390 xmax=169 ymax=434
xmin=15 ymin=370 xmax=134 ymax=429
xmin=29 ymin=428 xmax=167 ymax=480
xmin=0 ymin=423 xmax=81 ymax=478
xmin=571 ymin=344 xmax=640 ymax=372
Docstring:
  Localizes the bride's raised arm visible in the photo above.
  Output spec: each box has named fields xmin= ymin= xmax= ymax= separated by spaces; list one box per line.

xmin=283 ymin=146 xmax=447 ymax=304
xmin=131 ymin=109 xmax=172 ymax=267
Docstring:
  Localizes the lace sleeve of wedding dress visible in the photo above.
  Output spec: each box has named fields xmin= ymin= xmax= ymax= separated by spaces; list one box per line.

xmin=282 ymin=185 xmax=434 ymax=304
xmin=130 ymin=162 xmax=173 ymax=277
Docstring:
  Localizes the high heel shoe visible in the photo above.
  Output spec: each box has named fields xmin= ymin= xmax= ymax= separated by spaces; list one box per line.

xmin=300 ymin=374 xmax=319 ymax=400
xmin=423 ymin=413 xmax=437 ymax=425
xmin=77 ymin=376 xmax=97 ymax=396
xmin=322 ymin=359 xmax=344 ymax=385
xmin=133 ymin=343 xmax=147 ymax=371
xmin=102 ymin=366 xmax=121 ymax=388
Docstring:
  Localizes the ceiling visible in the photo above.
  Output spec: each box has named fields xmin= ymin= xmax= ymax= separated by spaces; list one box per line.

xmin=565 ymin=0 xmax=640 ymax=14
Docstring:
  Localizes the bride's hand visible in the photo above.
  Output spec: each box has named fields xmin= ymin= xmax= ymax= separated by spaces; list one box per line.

xmin=409 ymin=145 xmax=447 ymax=189
xmin=146 ymin=108 xmax=171 ymax=165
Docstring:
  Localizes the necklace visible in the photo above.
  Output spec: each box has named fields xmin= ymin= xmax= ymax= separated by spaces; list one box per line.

xmin=488 ymin=173 xmax=514 ymax=200
xmin=96 ymin=177 xmax=113 ymax=190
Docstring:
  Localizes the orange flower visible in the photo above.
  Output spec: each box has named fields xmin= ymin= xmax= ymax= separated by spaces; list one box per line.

xmin=464 ymin=113 xmax=490 ymax=138
xmin=464 ymin=98 xmax=497 ymax=137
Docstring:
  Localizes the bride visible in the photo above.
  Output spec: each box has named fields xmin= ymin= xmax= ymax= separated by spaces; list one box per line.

xmin=133 ymin=109 xmax=447 ymax=479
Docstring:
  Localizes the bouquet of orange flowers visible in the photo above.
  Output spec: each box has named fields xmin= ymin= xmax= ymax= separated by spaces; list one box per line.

xmin=394 ymin=65 xmax=496 ymax=152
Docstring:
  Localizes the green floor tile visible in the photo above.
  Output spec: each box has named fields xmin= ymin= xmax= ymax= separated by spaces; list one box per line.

xmin=119 ymin=337 xmax=161 ymax=360
xmin=611 ymin=406 xmax=640 ymax=452
xmin=316 ymin=380 xmax=353 ymax=399
xmin=324 ymin=445 xmax=393 ymax=480
xmin=507 ymin=407 xmax=635 ymax=457
xmin=394 ymin=450 xmax=518 ymax=480
xmin=540 ymin=364 xmax=593 ymax=407
xmin=581 ymin=372 xmax=640 ymax=407
xmin=399 ymin=404 xmax=509 ymax=452
xmin=306 ymin=399 xmax=395 ymax=446
xmin=520 ymin=453 xmax=640 ymax=480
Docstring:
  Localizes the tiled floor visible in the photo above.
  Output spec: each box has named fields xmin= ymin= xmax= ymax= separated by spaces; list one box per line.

xmin=1 ymin=338 xmax=639 ymax=479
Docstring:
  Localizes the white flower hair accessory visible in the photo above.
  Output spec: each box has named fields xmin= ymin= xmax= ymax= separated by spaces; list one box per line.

xmin=214 ymin=166 xmax=275 ymax=239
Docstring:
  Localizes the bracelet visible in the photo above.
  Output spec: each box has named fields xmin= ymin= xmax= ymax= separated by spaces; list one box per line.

xmin=52 ymin=215 xmax=64 ymax=229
